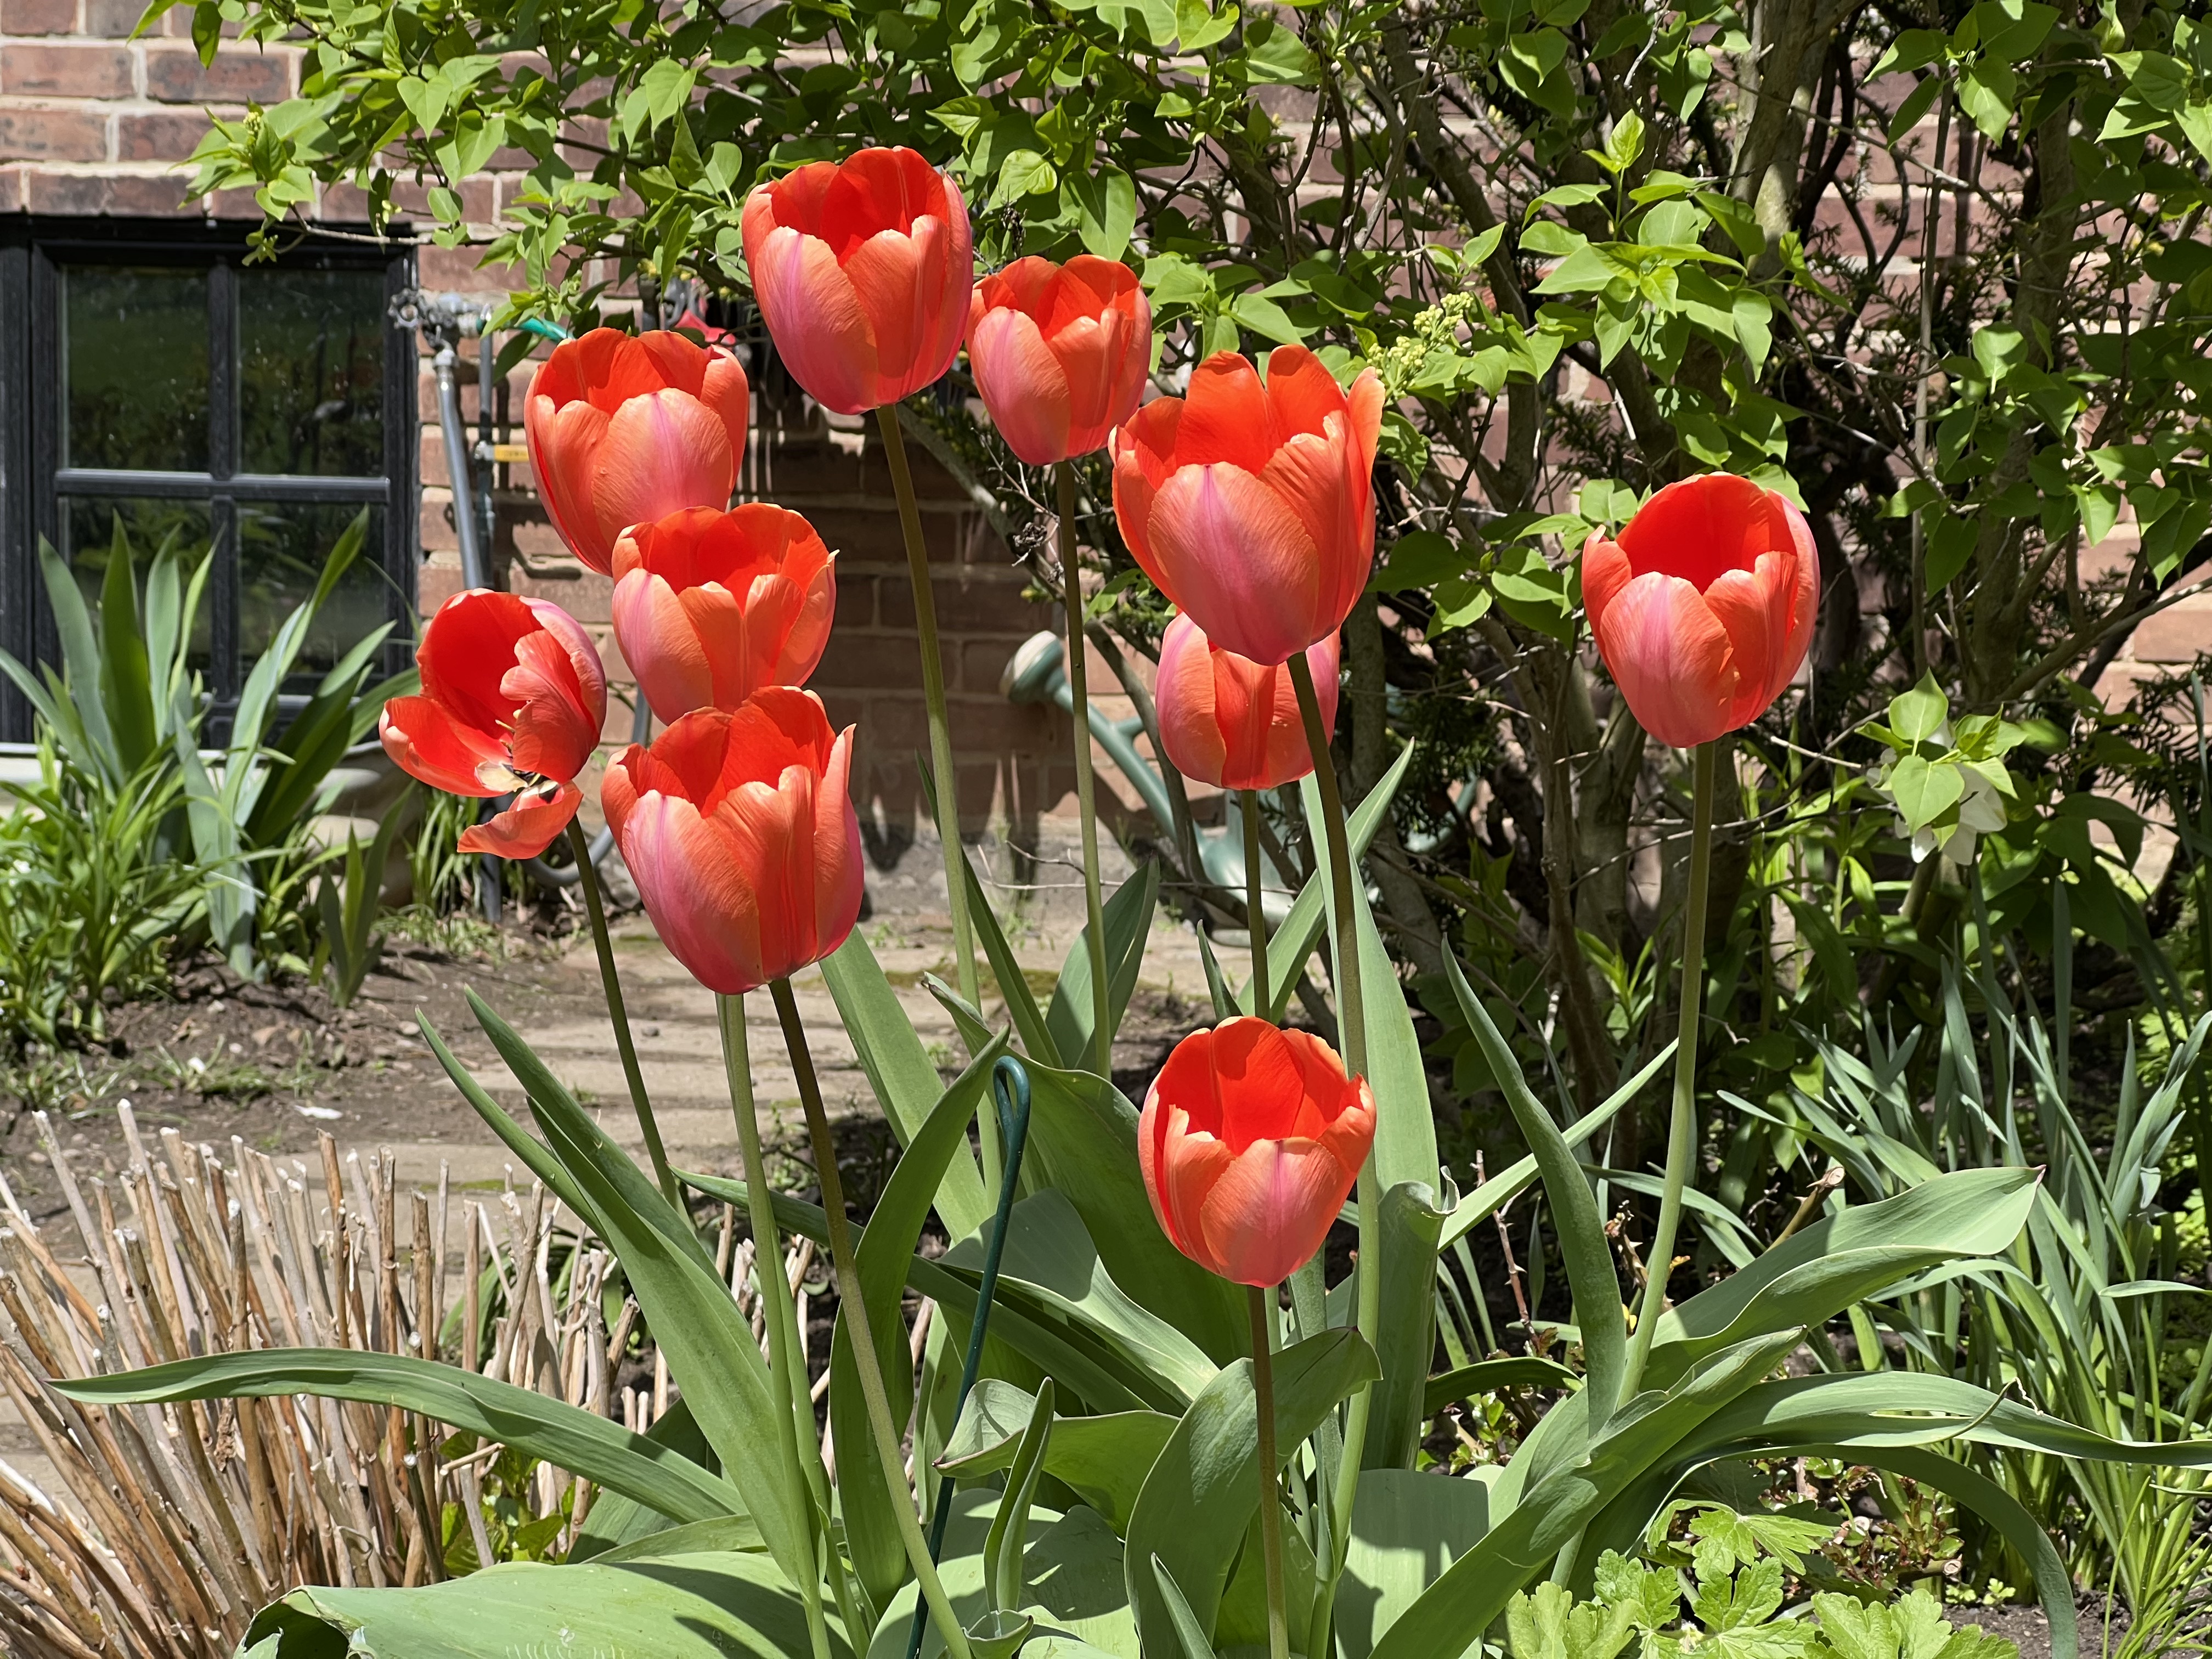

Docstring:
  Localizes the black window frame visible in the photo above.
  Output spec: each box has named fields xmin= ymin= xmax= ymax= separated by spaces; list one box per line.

xmin=0 ymin=217 xmax=417 ymax=743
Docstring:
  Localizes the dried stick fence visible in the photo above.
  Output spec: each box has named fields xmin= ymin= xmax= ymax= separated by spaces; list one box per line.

xmin=0 ymin=1106 xmax=812 ymax=1659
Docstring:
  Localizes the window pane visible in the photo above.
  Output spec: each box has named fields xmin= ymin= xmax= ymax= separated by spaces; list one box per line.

xmin=61 ymin=498 xmax=215 ymax=671
xmin=239 ymin=268 xmax=387 ymax=477
xmin=63 ymin=268 xmax=211 ymax=472
xmin=236 ymin=501 xmax=391 ymax=681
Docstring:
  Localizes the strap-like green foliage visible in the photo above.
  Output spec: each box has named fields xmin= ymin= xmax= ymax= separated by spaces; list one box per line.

xmin=52 ymin=1348 xmax=740 ymax=1523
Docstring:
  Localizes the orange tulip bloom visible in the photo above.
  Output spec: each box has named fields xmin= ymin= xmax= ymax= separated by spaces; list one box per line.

xmin=1138 ymin=1018 xmax=1375 ymax=1288
xmin=611 ymin=505 xmax=837 ymax=724
xmin=1155 ymin=614 xmax=1340 ymax=791
xmin=1581 ymin=473 xmax=1819 ymax=749
xmin=966 ymin=255 xmax=1152 ymax=465
xmin=525 ymin=328 xmax=750 ymax=576
xmin=1112 ymin=346 xmax=1381 ymax=668
xmin=601 ymin=689 xmax=864 ymax=996
xmin=380 ymin=591 xmax=607 ymax=859
xmin=742 ymin=146 xmax=973 ymax=415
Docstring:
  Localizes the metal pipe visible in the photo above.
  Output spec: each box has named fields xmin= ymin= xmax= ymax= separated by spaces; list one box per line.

xmin=473 ymin=328 xmax=497 ymax=559
xmin=432 ymin=343 xmax=487 ymax=591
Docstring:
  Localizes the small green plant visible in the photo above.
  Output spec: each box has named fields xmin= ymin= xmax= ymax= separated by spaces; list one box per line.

xmin=1505 ymin=1510 xmax=2018 ymax=1659
xmin=317 ymin=787 xmax=414 ymax=1007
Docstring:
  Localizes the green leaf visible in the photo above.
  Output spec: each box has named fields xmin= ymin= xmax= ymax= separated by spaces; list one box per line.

xmin=938 ymin=1379 xmax=1176 ymax=1536
xmin=822 ymin=930 xmax=991 ymax=1239
xmin=1046 ymin=861 xmax=1158 ymax=1075
xmin=942 ymin=1189 xmax=1218 ymax=1409
xmin=52 ymin=1348 xmax=741 ymax=1523
xmin=1887 ymin=755 xmax=1964 ymax=832
xmin=835 ymin=1029 xmax=1012 ymax=1610
xmin=982 ymin=1379 xmax=1056 ymax=1613
xmin=35 ymin=538 xmax=120 ymax=783
xmin=1125 ymin=1329 xmax=1379 ymax=1654
xmin=1242 ymin=14 xmax=1316 ymax=82
xmin=1887 ymin=674 xmax=1950 ymax=745
xmin=991 ymin=148 xmax=1059 ymax=209
xmin=97 ymin=521 xmax=156 ymax=774
xmin=1336 ymin=1468 xmax=1494 ymax=1659
xmin=1367 ymin=1181 xmax=1449 ymax=1470
xmin=1065 ymin=170 xmax=1140 ymax=261
xmin=1019 ymin=1058 xmax=1249 ymax=1365
xmin=1644 ymin=1167 xmax=2039 ymax=1387
xmin=1423 ymin=1356 xmax=1578 ymax=1415
xmin=1959 ymin=58 xmax=2017 ymax=140
xmin=239 ymin=1550 xmax=843 ymax=1659
xmin=471 ymin=990 xmax=818 ymax=1597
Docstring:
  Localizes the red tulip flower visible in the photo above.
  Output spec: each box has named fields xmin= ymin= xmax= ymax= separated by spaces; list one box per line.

xmin=380 ymin=591 xmax=607 ymax=859
xmin=1581 ymin=473 xmax=1819 ymax=749
xmin=1138 ymin=1018 xmax=1376 ymax=1288
xmin=1155 ymin=614 xmax=1340 ymax=792
xmin=526 ymin=329 xmax=751 ymax=576
xmin=610 ymin=505 xmax=837 ymax=724
xmin=601 ymin=689 xmax=864 ymax=995
xmin=741 ymin=147 xmax=974 ymax=415
xmin=1113 ymin=346 xmax=1382 ymax=669
xmin=966 ymin=255 xmax=1152 ymax=465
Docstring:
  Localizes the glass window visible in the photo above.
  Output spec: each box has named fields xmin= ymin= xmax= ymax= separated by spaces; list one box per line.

xmin=62 ymin=267 xmax=210 ymax=473
xmin=235 ymin=501 xmax=391 ymax=675
xmin=239 ymin=269 xmax=387 ymax=477
xmin=61 ymin=496 xmax=216 ymax=670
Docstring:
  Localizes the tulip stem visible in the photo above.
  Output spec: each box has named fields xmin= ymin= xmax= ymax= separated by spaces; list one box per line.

xmin=568 ymin=819 xmax=675 ymax=1205
xmin=716 ymin=992 xmax=834 ymax=1659
xmin=877 ymin=403 xmax=980 ymax=1018
xmin=1620 ymin=739 xmax=1718 ymax=1402
xmin=1058 ymin=460 xmax=1115 ymax=1079
xmin=1249 ymin=1284 xmax=1290 ymax=1659
xmin=1243 ymin=790 xmax=1268 ymax=1016
xmin=1288 ymin=648 xmax=1377 ymax=1626
xmin=772 ymin=975 xmax=974 ymax=1659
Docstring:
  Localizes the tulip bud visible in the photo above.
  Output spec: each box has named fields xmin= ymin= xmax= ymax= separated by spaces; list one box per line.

xmin=1580 ymin=472 xmax=1819 ymax=749
xmin=611 ymin=505 xmax=837 ymax=724
xmin=1155 ymin=614 xmax=1339 ymax=792
xmin=524 ymin=329 xmax=750 ymax=575
xmin=1113 ymin=346 xmax=1381 ymax=668
xmin=966 ymin=255 xmax=1152 ymax=466
xmin=742 ymin=146 xmax=974 ymax=415
xmin=1138 ymin=1018 xmax=1375 ymax=1288
xmin=601 ymin=690 xmax=864 ymax=996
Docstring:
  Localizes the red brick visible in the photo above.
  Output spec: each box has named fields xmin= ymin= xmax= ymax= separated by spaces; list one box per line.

xmin=3 ymin=44 xmax=133 ymax=97
xmin=416 ymin=560 xmax=464 ymax=613
xmin=816 ymin=629 xmax=939 ymax=692
xmin=0 ymin=166 xmax=21 ymax=211
xmin=878 ymin=569 xmax=1039 ymax=632
xmin=103 ymin=171 xmax=199 ymax=213
xmin=87 ymin=0 xmax=162 ymax=31
xmin=204 ymin=183 xmax=261 ymax=217
xmin=961 ymin=635 xmax=1047 ymax=693
xmin=143 ymin=44 xmax=291 ymax=103
xmin=0 ymin=108 xmax=108 ymax=162
xmin=2125 ymin=602 xmax=2212 ymax=664
xmin=1 ymin=0 xmax=78 ymax=32
xmin=116 ymin=110 xmax=210 ymax=161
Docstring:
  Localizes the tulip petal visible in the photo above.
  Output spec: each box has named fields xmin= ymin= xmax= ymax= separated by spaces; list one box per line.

xmin=699 ymin=352 xmax=752 ymax=458
xmin=459 ymin=782 xmax=582 ymax=860
xmin=1705 ymin=550 xmax=1801 ymax=729
xmin=503 ymin=627 xmax=602 ymax=783
xmin=751 ymin=225 xmax=881 ymax=415
xmin=1148 ymin=462 xmax=1322 ymax=666
xmin=523 ymin=597 xmax=608 ymax=733
xmin=811 ymin=726 xmax=864 ymax=966
xmin=615 ymin=569 xmax=716 ymax=726
xmin=590 ymin=388 xmax=736 ymax=554
xmin=968 ymin=306 xmax=1074 ymax=466
xmin=1158 ymin=1111 xmax=1235 ymax=1278
xmin=380 ymin=695 xmax=503 ymax=797
xmin=1259 ymin=416 xmax=1373 ymax=641
xmin=527 ymin=393 xmax=612 ymax=571
xmin=1172 ymin=352 xmax=1277 ymax=475
xmin=1593 ymin=571 xmax=1739 ymax=749
xmin=620 ymin=791 xmax=766 ymax=995
xmin=1200 ymin=1137 xmax=1352 ymax=1287
xmin=1154 ymin=613 xmax=1231 ymax=787
xmin=1209 ymin=1019 xmax=1313 ymax=1153
xmin=1579 ymin=533 xmax=1634 ymax=641
xmin=419 ymin=591 xmax=541 ymax=736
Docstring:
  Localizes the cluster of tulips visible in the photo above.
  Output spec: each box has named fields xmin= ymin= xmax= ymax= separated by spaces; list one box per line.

xmin=375 ymin=140 xmax=1820 ymax=1659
